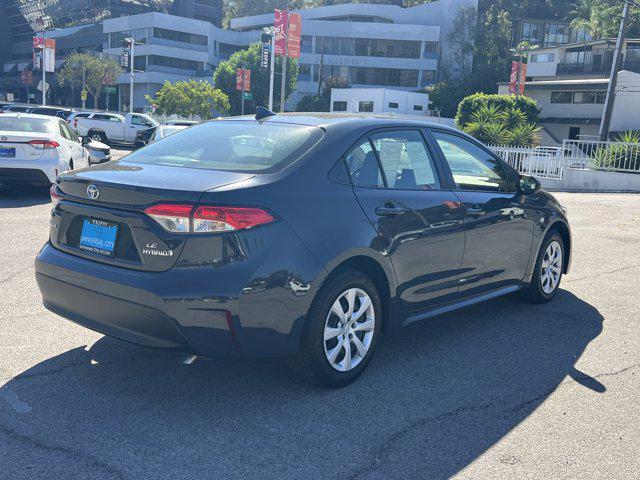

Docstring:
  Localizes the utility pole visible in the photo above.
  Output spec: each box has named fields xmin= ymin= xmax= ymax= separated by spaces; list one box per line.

xmin=599 ymin=0 xmax=631 ymax=141
xmin=280 ymin=16 xmax=288 ymax=113
xmin=269 ymin=28 xmax=276 ymax=111
xmin=41 ymin=30 xmax=47 ymax=106
xmin=241 ymin=65 xmax=246 ymax=116
xmin=81 ymin=68 xmax=86 ymax=109
xmin=129 ymin=39 xmax=135 ymax=113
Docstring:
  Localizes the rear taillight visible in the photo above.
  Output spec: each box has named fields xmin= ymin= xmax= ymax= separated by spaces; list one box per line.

xmin=74 ymin=118 xmax=78 ymax=128
xmin=144 ymin=204 xmax=192 ymax=233
xmin=29 ymin=140 xmax=60 ymax=149
xmin=49 ymin=184 xmax=61 ymax=207
xmin=144 ymin=204 xmax=275 ymax=233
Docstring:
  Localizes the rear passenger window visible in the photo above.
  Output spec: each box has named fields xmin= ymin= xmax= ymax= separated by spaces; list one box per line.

xmin=345 ymin=139 xmax=384 ymax=188
xmin=370 ymin=130 xmax=440 ymax=190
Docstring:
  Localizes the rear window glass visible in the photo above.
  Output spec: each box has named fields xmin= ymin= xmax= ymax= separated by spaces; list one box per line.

xmin=124 ymin=121 xmax=324 ymax=173
xmin=0 ymin=117 xmax=54 ymax=133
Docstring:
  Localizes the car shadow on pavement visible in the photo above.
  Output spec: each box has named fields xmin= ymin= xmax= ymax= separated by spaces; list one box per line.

xmin=0 ymin=185 xmax=51 ymax=208
xmin=1 ymin=290 xmax=602 ymax=480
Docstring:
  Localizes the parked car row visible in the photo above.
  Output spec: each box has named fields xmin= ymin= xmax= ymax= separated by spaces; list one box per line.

xmin=1 ymin=104 xmax=75 ymax=121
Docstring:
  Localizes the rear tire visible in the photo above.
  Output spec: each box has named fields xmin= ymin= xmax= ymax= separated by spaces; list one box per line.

xmin=89 ymin=131 xmax=107 ymax=144
xmin=522 ymin=230 xmax=564 ymax=303
xmin=289 ymin=270 xmax=382 ymax=387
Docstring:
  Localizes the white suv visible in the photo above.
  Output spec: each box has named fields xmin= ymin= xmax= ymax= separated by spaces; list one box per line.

xmin=0 ymin=113 xmax=91 ymax=186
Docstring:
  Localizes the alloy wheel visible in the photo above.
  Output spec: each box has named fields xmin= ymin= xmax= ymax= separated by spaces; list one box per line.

xmin=323 ymin=288 xmax=375 ymax=372
xmin=541 ymin=240 xmax=563 ymax=294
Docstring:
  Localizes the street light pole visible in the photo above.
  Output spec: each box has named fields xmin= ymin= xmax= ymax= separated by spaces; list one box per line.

xmin=269 ymin=28 xmax=276 ymax=111
xmin=41 ymin=29 xmax=47 ymax=106
xmin=129 ymin=39 xmax=135 ymax=113
xmin=599 ymin=0 xmax=631 ymax=141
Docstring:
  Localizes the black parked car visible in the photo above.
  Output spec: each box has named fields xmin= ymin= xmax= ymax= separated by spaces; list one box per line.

xmin=36 ymin=113 xmax=571 ymax=387
xmin=28 ymin=106 xmax=75 ymax=121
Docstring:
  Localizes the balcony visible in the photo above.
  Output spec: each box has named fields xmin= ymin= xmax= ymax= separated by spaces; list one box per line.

xmin=555 ymin=47 xmax=640 ymax=76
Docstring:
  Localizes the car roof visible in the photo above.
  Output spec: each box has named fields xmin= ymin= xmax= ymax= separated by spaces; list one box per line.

xmin=0 ymin=112 xmax=60 ymax=120
xmin=213 ymin=112 xmax=461 ymax=134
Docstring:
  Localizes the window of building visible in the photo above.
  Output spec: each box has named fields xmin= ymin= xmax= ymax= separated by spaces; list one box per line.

xmin=370 ymin=130 xmax=440 ymax=190
xmin=423 ymin=41 xmax=438 ymax=58
xmin=433 ymin=132 xmax=511 ymax=193
xmin=388 ymin=102 xmax=399 ymax=109
xmin=151 ymin=28 xmax=207 ymax=46
xmin=109 ymin=29 xmax=148 ymax=48
xmin=595 ymin=91 xmax=606 ymax=104
xmin=147 ymin=55 xmax=201 ymax=72
xmin=545 ymin=23 xmax=569 ymax=46
xmin=530 ymin=53 xmax=555 ymax=63
xmin=218 ymin=43 xmax=243 ymax=59
xmin=413 ymin=105 xmax=423 ymax=111
xmin=314 ymin=36 xmax=421 ymax=59
xmin=521 ymin=22 xmax=542 ymax=44
xmin=551 ymin=91 xmax=573 ymax=103
xmin=420 ymin=70 xmax=436 ymax=87
xmin=359 ymin=101 xmax=374 ymax=112
xmin=570 ymin=27 xmax=592 ymax=44
xmin=299 ymin=63 xmax=311 ymax=81
xmin=573 ymin=91 xmax=596 ymax=104
xmin=301 ymin=35 xmax=313 ymax=53
xmin=333 ymin=101 xmax=347 ymax=111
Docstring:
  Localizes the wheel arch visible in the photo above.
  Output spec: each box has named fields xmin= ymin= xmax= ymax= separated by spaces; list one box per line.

xmin=547 ymin=220 xmax=571 ymax=274
xmin=316 ymin=252 xmax=397 ymax=332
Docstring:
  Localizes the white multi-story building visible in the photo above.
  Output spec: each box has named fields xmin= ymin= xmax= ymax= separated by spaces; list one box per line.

xmin=100 ymin=0 xmax=477 ymax=111
xmin=103 ymin=12 xmax=259 ymax=110
xmin=230 ymin=0 xmax=477 ymax=108
xmin=498 ymin=39 xmax=640 ymax=144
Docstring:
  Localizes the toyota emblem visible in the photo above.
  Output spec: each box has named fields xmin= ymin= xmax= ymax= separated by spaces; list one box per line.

xmin=86 ymin=184 xmax=100 ymax=200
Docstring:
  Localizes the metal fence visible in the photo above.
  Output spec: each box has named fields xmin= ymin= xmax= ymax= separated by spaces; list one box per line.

xmin=562 ymin=139 xmax=640 ymax=173
xmin=489 ymin=140 xmax=640 ymax=180
xmin=489 ymin=145 xmax=565 ymax=179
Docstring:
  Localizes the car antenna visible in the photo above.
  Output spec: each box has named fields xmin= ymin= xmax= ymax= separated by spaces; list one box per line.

xmin=255 ymin=106 xmax=276 ymax=122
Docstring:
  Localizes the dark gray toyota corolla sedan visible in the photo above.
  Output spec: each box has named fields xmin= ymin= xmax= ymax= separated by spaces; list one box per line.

xmin=36 ymin=113 xmax=571 ymax=387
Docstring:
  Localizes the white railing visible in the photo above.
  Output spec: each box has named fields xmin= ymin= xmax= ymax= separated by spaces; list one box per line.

xmin=562 ymin=139 xmax=640 ymax=173
xmin=488 ymin=145 xmax=565 ymax=180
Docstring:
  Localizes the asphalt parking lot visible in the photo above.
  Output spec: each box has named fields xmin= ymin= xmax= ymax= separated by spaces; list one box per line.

xmin=0 ymin=189 xmax=639 ymax=479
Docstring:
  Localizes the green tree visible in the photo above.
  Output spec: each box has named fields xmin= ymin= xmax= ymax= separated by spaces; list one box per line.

xmin=457 ymin=93 xmax=541 ymax=147
xmin=145 ymin=80 xmax=230 ymax=119
xmin=213 ymin=42 xmax=298 ymax=115
xmin=57 ymin=53 xmax=122 ymax=109
xmin=569 ymin=0 xmax=639 ymax=40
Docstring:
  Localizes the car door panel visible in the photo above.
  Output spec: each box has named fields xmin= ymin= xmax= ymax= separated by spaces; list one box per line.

xmin=346 ymin=129 xmax=465 ymax=312
xmin=429 ymin=130 xmax=534 ymax=295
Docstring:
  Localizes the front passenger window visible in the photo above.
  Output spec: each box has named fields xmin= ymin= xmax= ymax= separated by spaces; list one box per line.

xmin=432 ymin=132 xmax=512 ymax=193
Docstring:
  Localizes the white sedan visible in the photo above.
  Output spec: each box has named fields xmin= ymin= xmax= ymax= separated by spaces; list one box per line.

xmin=0 ymin=113 xmax=91 ymax=186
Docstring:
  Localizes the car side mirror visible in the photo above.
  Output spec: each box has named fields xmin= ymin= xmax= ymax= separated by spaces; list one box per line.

xmin=518 ymin=175 xmax=541 ymax=195
xmin=81 ymin=136 xmax=90 ymax=146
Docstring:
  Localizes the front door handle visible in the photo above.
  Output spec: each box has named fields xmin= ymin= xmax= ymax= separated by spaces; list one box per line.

xmin=465 ymin=207 xmax=485 ymax=217
xmin=375 ymin=205 xmax=409 ymax=217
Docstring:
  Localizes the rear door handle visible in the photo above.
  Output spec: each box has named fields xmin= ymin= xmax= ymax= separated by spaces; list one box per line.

xmin=465 ymin=207 xmax=485 ymax=217
xmin=375 ymin=206 xmax=409 ymax=217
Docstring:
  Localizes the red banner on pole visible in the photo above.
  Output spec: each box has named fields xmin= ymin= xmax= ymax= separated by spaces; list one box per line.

xmin=33 ymin=37 xmax=56 ymax=72
xmin=236 ymin=68 xmax=251 ymax=91
xmin=518 ymin=62 xmax=527 ymax=95
xmin=274 ymin=9 xmax=288 ymax=56
xmin=509 ymin=61 xmax=520 ymax=95
xmin=287 ymin=12 xmax=302 ymax=59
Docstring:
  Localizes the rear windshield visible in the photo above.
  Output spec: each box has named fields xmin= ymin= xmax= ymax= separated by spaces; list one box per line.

xmin=0 ymin=117 xmax=54 ymax=133
xmin=124 ymin=120 xmax=324 ymax=173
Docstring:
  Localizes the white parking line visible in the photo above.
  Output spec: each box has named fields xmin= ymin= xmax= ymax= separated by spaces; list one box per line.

xmin=0 ymin=387 xmax=32 ymax=414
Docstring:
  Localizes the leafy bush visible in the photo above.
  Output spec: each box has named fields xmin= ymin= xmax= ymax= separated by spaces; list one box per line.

xmin=457 ymin=93 xmax=541 ymax=147
xmin=456 ymin=93 xmax=540 ymax=130
xmin=591 ymin=130 xmax=640 ymax=171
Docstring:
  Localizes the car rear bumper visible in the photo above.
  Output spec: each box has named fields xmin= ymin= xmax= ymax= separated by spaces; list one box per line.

xmin=0 ymin=167 xmax=54 ymax=185
xmin=35 ymin=240 xmax=321 ymax=357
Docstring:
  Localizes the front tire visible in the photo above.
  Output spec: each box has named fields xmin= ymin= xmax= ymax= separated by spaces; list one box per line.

xmin=522 ymin=231 xmax=565 ymax=303
xmin=289 ymin=270 xmax=382 ymax=387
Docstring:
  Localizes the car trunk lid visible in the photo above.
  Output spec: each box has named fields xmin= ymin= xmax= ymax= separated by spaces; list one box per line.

xmin=51 ymin=161 xmax=255 ymax=272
